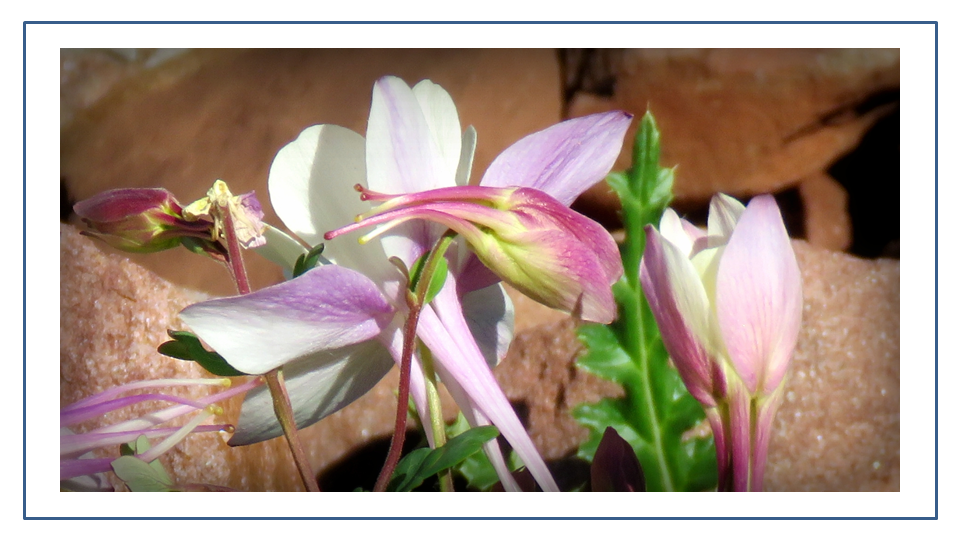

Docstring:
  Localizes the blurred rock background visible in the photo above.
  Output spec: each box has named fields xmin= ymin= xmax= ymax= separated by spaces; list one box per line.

xmin=60 ymin=49 xmax=899 ymax=491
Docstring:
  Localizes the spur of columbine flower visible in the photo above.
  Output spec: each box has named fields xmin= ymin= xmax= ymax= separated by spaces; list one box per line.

xmin=639 ymin=193 xmax=803 ymax=491
xmin=327 ymin=183 xmax=622 ymax=323
xmin=180 ymin=76 xmax=630 ymax=491
xmin=60 ymin=376 xmax=260 ymax=490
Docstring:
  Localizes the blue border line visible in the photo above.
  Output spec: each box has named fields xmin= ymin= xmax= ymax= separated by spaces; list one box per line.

xmin=37 ymin=21 xmax=933 ymax=520
xmin=933 ymin=20 xmax=939 ymax=521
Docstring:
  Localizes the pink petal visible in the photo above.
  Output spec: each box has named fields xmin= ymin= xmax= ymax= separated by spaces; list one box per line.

xmin=480 ymin=111 xmax=633 ymax=206
xmin=418 ymin=294 xmax=559 ymax=492
xmin=715 ymin=194 xmax=803 ymax=395
xmin=640 ymin=226 xmax=723 ymax=406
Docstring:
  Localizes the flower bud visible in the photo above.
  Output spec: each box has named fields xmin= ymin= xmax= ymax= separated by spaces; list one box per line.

xmin=73 ymin=188 xmax=211 ymax=253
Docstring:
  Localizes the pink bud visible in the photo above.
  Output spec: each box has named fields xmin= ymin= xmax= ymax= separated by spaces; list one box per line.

xmin=73 ymin=188 xmax=212 ymax=253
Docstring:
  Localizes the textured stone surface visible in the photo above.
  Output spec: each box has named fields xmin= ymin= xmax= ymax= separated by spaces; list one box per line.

xmin=61 ymin=224 xmax=899 ymax=491
xmin=569 ymin=49 xmax=899 ymax=250
xmin=61 ymin=48 xmax=562 ymax=297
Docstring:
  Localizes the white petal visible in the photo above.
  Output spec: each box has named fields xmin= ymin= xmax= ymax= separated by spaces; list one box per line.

xmin=457 ymin=125 xmax=477 ymax=186
xmin=268 ymin=124 xmax=394 ymax=283
xmin=252 ymin=224 xmax=308 ymax=277
xmin=708 ymin=193 xmax=746 ymax=239
xmin=459 ymin=283 xmax=514 ymax=368
xmin=659 ymin=208 xmax=696 ymax=257
xmin=229 ymin=340 xmax=395 ymax=446
xmin=413 ymin=79 xmax=462 ymax=183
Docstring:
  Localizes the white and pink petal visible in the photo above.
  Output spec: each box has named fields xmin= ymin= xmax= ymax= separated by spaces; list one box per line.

xmin=180 ymin=265 xmax=396 ymax=375
xmin=714 ymin=194 xmax=802 ymax=395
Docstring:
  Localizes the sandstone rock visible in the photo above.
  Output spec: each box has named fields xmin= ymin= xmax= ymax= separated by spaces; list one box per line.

xmin=798 ymin=173 xmax=853 ymax=252
xmin=62 ymin=48 xmax=562 ymax=296
xmin=568 ymin=49 xmax=898 ymax=251
xmin=61 ymin=223 xmax=899 ymax=491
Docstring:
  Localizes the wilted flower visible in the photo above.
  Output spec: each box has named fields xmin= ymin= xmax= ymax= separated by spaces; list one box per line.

xmin=640 ymin=193 xmax=802 ymax=491
xmin=183 ymin=179 xmax=267 ymax=249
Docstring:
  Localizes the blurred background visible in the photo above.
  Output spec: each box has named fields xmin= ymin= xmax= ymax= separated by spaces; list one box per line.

xmin=60 ymin=48 xmax=900 ymax=297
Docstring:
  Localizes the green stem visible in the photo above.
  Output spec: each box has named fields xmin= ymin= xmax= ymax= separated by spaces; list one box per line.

xmin=620 ymin=179 xmax=675 ymax=492
xmin=420 ymin=344 xmax=453 ymax=492
xmin=220 ymin=202 xmax=320 ymax=492
xmin=373 ymin=231 xmax=457 ymax=492
xmin=265 ymin=369 xmax=321 ymax=492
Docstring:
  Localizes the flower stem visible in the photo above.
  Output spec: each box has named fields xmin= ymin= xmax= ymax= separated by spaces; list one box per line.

xmin=265 ymin=369 xmax=320 ymax=492
xmin=420 ymin=344 xmax=453 ymax=492
xmin=220 ymin=201 xmax=319 ymax=492
xmin=374 ymin=231 xmax=456 ymax=492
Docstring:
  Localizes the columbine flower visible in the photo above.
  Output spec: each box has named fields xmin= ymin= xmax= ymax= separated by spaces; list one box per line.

xmin=327 ymin=183 xmax=622 ymax=323
xmin=180 ymin=76 xmax=630 ymax=492
xmin=639 ymin=193 xmax=803 ymax=491
xmin=60 ymin=376 xmax=259 ymax=490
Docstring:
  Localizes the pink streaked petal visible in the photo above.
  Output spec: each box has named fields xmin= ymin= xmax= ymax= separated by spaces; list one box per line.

xmin=480 ymin=111 xmax=633 ymax=206
xmin=751 ymin=385 xmax=785 ymax=492
xmin=726 ymin=381 xmax=752 ymax=492
xmin=228 ymin=339 xmax=395 ymax=446
xmin=180 ymin=265 xmax=395 ymax=375
xmin=493 ymin=228 xmax=616 ymax=323
xmin=367 ymin=77 xmax=452 ymax=268
xmin=715 ymin=194 xmax=803 ymax=395
xmin=439 ymin=369 xmax=520 ymax=492
xmin=418 ymin=300 xmax=559 ymax=492
xmin=707 ymin=193 xmax=746 ymax=239
xmin=510 ymin=188 xmax=623 ymax=286
xmin=640 ymin=226 xmax=719 ymax=406
xmin=456 ymin=251 xmax=502 ymax=294
xmin=412 ymin=79 xmax=463 ymax=182
xmin=439 ymin=275 xmax=514 ymax=368
xmin=375 ymin=320 xmax=433 ymax=448
xmin=704 ymin=407 xmax=730 ymax=492
xmin=367 ymin=76 xmax=448 ymax=195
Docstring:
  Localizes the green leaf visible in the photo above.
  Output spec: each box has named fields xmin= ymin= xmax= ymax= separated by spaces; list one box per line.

xmin=158 ymin=330 xmax=247 ymax=377
xmin=574 ymin=112 xmax=717 ymax=492
xmin=292 ymin=243 xmax=326 ymax=278
xmin=408 ymin=251 xmax=448 ymax=305
xmin=111 ymin=456 xmax=175 ymax=492
xmin=388 ymin=425 xmax=499 ymax=492
xmin=111 ymin=436 xmax=176 ymax=492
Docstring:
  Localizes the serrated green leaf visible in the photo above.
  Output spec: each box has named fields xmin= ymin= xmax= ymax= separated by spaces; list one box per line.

xmin=158 ymin=330 xmax=247 ymax=377
xmin=574 ymin=111 xmax=716 ymax=492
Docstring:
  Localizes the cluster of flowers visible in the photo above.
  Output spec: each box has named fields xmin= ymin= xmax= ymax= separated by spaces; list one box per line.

xmin=64 ymin=76 xmax=801 ymax=492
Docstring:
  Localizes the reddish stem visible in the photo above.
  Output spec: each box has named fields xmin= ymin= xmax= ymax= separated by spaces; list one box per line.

xmin=220 ymin=202 xmax=320 ymax=493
